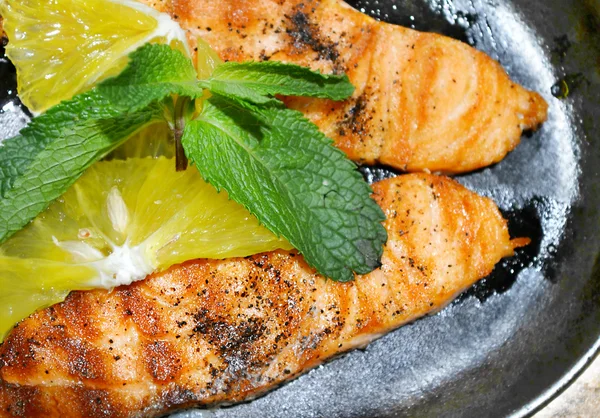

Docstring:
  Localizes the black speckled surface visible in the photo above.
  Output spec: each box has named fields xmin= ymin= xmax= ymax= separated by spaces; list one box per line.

xmin=2 ymin=1 xmax=599 ymax=417
xmin=0 ymin=40 xmax=30 ymax=139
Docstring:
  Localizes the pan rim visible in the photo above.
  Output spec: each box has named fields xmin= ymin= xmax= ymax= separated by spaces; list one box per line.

xmin=514 ymin=333 xmax=600 ymax=417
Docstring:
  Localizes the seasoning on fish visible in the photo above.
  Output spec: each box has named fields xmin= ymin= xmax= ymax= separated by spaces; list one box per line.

xmin=0 ymin=174 xmax=527 ymax=417
xmin=135 ymin=0 xmax=548 ymax=173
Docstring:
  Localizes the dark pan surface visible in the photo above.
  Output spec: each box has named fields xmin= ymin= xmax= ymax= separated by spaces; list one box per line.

xmin=1 ymin=0 xmax=600 ymax=417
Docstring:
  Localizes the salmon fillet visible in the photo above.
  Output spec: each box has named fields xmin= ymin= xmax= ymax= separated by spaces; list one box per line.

xmin=0 ymin=174 xmax=525 ymax=417
xmin=0 ymin=0 xmax=548 ymax=172
xmin=135 ymin=0 xmax=548 ymax=173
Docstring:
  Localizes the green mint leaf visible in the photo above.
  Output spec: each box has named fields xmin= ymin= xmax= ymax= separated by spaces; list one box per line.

xmin=182 ymin=94 xmax=386 ymax=282
xmin=0 ymin=105 xmax=162 ymax=243
xmin=0 ymin=90 xmax=133 ymax=197
xmin=97 ymin=44 xmax=205 ymax=112
xmin=202 ymin=61 xmax=355 ymax=104
xmin=203 ymin=80 xmax=279 ymax=105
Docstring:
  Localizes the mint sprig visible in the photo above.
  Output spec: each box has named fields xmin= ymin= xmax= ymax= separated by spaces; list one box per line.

xmin=0 ymin=43 xmax=387 ymax=282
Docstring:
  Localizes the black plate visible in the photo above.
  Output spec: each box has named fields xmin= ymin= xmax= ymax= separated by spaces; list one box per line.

xmin=2 ymin=1 xmax=600 ymax=417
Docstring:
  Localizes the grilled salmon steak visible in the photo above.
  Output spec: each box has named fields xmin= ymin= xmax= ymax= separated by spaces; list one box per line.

xmin=0 ymin=174 xmax=526 ymax=417
xmin=135 ymin=0 xmax=548 ymax=173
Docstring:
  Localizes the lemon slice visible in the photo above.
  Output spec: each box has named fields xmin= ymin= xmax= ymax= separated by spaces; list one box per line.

xmin=0 ymin=0 xmax=189 ymax=114
xmin=0 ymin=157 xmax=292 ymax=338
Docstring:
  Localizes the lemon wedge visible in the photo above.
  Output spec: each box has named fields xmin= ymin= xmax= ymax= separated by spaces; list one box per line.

xmin=0 ymin=0 xmax=189 ymax=114
xmin=0 ymin=156 xmax=292 ymax=338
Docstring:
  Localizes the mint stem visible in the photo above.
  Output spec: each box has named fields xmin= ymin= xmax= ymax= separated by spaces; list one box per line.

xmin=174 ymin=97 xmax=189 ymax=172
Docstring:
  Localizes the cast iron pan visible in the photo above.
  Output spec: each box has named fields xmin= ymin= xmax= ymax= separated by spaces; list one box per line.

xmin=1 ymin=0 xmax=600 ymax=417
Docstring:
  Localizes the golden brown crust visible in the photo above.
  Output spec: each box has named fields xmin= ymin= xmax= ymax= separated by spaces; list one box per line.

xmin=136 ymin=0 xmax=548 ymax=173
xmin=0 ymin=174 xmax=522 ymax=417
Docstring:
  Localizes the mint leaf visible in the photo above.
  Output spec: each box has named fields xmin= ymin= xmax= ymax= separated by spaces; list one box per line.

xmin=201 ymin=61 xmax=355 ymax=104
xmin=205 ymin=80 xmax=279 ymax=105
xmin=0 ymin=90 xmax=133 ymax=197
xmin=0 ymin=105 xmax=162 ymax=243
xmin=97 ymin=44 xmax=205 ymax=112
xmin=182 ymin=95 xmax=386 ymax=282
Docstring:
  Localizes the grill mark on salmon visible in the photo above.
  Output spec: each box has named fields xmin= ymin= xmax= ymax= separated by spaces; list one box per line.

xmin=133 ymin=0 xmax=548 ymax=173
xmin=0 ymin=174 xmax=527 ymax=417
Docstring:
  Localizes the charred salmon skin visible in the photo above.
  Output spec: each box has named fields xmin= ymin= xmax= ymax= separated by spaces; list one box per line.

xmin=0 ymin=174 xmax=526 ymax=417
xmin=135 ymin=0 xmax=548 ymax=173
